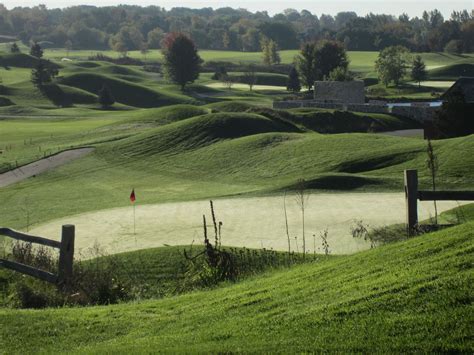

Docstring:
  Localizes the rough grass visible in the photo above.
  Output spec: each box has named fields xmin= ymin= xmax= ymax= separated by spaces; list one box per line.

xmin=0 ymin=220 xmax=472 ymax=352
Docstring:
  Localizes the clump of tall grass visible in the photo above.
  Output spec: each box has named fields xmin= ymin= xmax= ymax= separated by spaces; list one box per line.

xmin=182 ymin=200 xmax=307 ymax=290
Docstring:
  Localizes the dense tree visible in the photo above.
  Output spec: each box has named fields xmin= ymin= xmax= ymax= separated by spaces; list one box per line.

xmin=286 ymin=67 xmax=301 ymax=92
xmin=0 ymin=5 xmax=471 ymax=53
xmin=375 ymin=45 xmax=410 ymax=87
xmin=147 ymin=27 xmax=165 ymax=49
xmin=98 ymin=85 xmax=115 ymax=108
xmin=444 ymin=40 xmax=463 ymax=54
xmin=411 ymin=55 xmax=427 ymax=87
xmin=162 ymin=33 xmax=202 ymax=90
xmin=435 ymin=87 xmax=474 ymax=138
xmin=109 ymin=26 xmax=144 ymax=55
xmin=296 ymin=42 xmax=317 ymax=90
xmin=313 ymin=40 xmax=349 ymax=80
xmin=31 ymin=60 xmax=57 ymax=87
xmin=29 ymin=42 xmax=43 ymax=58
xmin=10 ymin=42 xmax=20 ymax=53
xmin=328 ymin=66 xmax=353 ymax=81
xmin=261 ymin=38 xmax=280 ymax=66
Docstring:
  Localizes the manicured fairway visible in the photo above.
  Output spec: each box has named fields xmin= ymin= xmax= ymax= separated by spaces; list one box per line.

xmin=30 ymin=193 xmax=463 ymax=256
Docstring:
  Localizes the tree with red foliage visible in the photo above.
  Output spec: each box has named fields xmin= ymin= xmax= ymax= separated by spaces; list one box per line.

xmin=161 ymin=33 xmax=202 ymax=90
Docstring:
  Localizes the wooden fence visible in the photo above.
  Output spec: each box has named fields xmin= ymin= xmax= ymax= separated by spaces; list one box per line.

xmin=404 ymin=170 xmax=474 ymax=233
xmin=0 ymin=224 xmax=75 ymax=286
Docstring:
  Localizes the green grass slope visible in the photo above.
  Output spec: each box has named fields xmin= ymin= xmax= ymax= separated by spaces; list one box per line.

xmin=1 ymin=221 xmax=472 ymax=352
xmin=60 ymin=73 xmax=196 ymax=108
xmin=1 ymin=111 xmax=472 ymax=230
xmin=114 ymin=112 xmax=300 ymax=155
xmin=428 ymin=63 xmax=474 ymax=80
xmin=0 ymin=53 xmax=48 ymax=68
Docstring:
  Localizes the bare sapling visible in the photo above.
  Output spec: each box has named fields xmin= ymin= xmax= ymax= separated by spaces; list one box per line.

xmin=283 ymin=191 xmax=291 ymax=259
xmin=295 ymin=179 xmax=309 ymax=258
xmin=426 ymin=139 xmax=439 ymax=225
xmin=210 ymin=200 xmax=219 ymax=250
xmin=320 ymin=229 xmax=329 ymax=256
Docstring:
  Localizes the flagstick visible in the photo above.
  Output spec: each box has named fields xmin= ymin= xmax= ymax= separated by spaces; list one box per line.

xmin=133 ymin=202 xmax=136 ymax=243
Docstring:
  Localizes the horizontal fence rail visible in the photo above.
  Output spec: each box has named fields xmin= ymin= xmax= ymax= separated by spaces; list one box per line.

xmin=0 ymin=228 xmax=61 ymax=249
xmin=418 ymin=191 xmax=474 ymax=201
xmin=0 ymin=224 xmax=75 ymax=286
xmin=0 ymin=259 xmax=58 ymax=284
xmin=404 ymin=169 xmax=474 ymax=234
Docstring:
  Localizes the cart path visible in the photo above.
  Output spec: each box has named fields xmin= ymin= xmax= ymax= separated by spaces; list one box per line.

xmin=0 ymin=148 xmax=94 ymax=188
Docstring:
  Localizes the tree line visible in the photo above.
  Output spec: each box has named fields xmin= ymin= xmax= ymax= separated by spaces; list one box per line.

xmin=0 ymin=5 xmax=472 ymax=54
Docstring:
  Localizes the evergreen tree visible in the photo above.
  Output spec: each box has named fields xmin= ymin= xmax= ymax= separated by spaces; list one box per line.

xmin=162 ymin=33 xmax=202 ymax=90
xmin=411 ymin=55 xmax=427 ymax=88
xmin=98 ymin=85 xmax=115 ymax=108
xmin=296 ymin=42 xmax=317 ymax=90
xmin=31 ymin=61 xmax=51 ymax=87
xmin=10 ymin=42 xmax=20 ymax=53
xmin=287 ymin=67 xmax=301 ymax=93
xmin=30 ymin=42 xmax=43 ymax=58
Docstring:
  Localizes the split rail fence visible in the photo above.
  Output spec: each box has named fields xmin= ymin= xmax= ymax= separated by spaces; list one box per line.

xmin=404 ymin=170 xmax=474 ymax=233
xmin=0 ymin=224 xmax=75 ymax=286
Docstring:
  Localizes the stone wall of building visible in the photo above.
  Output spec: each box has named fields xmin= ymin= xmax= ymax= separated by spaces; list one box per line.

xmin=314 ymin=81 xmax=365 ymax=104
xmin=272 ymin=100 xmax=438 ymax=122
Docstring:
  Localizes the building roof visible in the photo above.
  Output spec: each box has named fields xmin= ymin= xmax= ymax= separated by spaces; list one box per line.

xmin=442 ymin=77 xmax=474 ymax=103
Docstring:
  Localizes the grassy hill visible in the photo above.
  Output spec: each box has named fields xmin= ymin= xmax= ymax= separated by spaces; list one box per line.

xmin=0 ymin=218 xmax=472 ymax=352
xmin=59 ymin=73 xmax=196 ymax=108
xmin=1 ymin=105 xmax=472 ymax=231
xmin=428 ymin=63 xmax=474 ymax=80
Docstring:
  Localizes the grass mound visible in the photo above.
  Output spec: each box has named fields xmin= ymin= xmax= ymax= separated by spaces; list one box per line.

xmin=60 ymin=73 xmax=195 ymax=108
xmin=206 ymin=101 xmax=258 ymax=112
xmin=0 ymin=53 xmax=42 ymax=68
xmin=0 ymin=220 xmax=472 ymax=352
xmin=0 ymin=96 xmax=14 ymax=106
xmin=119 ymin=104 xmax=209 ymax=125
xmin=40 ymin=84 xmax=98 ymax=106
xmin=72 ymin=61 xmax=102 ymax=68
xmin=428 ymin=63 xmax=474 ymax=80
xmin=252 ymin=107 xmax=420 ymax=133
xmin=113 ymin=112 xmax=298 ymax=156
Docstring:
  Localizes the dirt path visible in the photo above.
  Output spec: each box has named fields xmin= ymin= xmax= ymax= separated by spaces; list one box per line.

xmin=30 ymin=193 xmax=463 ymax=257
xmin=0 ymin=148 xmax=94 ymax=188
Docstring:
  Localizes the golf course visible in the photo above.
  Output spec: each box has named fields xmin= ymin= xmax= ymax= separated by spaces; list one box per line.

xmin=0 ymin=40 xmax=473 ymax=352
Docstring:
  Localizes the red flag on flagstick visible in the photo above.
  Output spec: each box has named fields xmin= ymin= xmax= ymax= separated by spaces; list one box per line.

xmin=130 ymin=189 xmax=136 ymax=203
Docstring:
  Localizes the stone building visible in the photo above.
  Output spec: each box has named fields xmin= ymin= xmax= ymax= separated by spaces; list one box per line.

xmin=313 ymin=80 xmax=365 ymax=104
xmin=442 ymin=77 xmax=474 ymax=103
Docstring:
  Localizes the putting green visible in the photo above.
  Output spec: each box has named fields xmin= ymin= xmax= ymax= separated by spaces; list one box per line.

xmin=29 ymin=193 xmax=464 ymax=257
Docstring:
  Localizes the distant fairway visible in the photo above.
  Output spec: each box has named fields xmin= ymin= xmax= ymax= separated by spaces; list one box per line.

xmin=30 ymin=193 xmax=463 ymax=256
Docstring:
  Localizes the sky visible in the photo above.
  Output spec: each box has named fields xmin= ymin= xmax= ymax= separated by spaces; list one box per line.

xmin=2 ymin=0 xmax=472 ymax=17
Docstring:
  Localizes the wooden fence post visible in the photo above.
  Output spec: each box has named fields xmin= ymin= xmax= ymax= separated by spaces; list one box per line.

xmin=58 ymin=224 xmax=75 ymax=286
xmin=404 ymin=170 xmax=418 ymax=235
